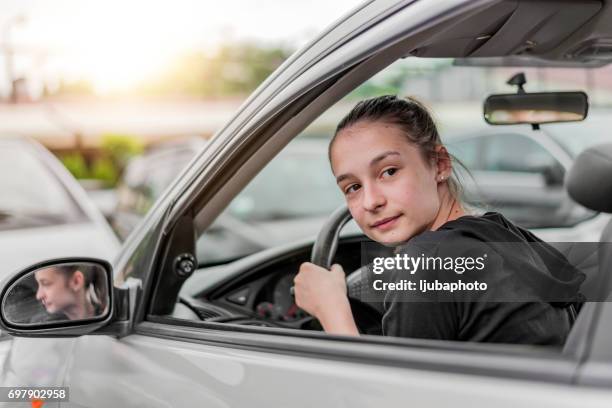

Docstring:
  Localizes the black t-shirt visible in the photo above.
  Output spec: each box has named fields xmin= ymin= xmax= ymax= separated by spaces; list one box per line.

xmin=381 ymin=212 xmax=585 ymax=346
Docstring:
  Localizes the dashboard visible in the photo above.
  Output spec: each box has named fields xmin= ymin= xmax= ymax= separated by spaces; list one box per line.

xmin=175 ymin=235 xmax=379 ymax=331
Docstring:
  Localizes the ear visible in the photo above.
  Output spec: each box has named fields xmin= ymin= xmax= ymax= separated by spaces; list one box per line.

xmin=434 ymin=145 xmax=452 ymax=181
xmin=70 ymin=271 xmax=85 ymax=291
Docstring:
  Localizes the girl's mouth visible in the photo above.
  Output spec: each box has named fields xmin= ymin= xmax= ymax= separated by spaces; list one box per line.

xmin=371 ymin=215 xmax=401 ymax=230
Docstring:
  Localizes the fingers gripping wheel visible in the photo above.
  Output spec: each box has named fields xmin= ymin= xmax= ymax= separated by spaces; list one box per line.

xmin=295 ymin=204 xmax=382 ymax=335
xmin=289 ymin=205 xmax=351 ymax=297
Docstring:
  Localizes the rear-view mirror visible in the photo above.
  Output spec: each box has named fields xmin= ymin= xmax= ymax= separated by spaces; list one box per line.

xmin=484 ymin=92 xmax=588 ymax=125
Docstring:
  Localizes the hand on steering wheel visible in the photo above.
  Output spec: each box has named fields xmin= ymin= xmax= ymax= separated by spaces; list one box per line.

xmin=293 ymin=205 xmax=383 ymax=334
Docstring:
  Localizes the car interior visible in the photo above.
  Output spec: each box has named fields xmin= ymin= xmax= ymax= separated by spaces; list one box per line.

xmin=144 ymin=0 xmax=612 ymax=355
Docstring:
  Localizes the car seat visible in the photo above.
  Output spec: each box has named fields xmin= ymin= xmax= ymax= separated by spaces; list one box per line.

xmin=563 ymin=143 xmax=612 ymax=355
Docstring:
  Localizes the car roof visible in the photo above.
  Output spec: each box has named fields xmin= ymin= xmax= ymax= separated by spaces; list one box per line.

xmin=389 ymin=0 xmax=612 ymax=66
xmin=0 ymin=136 xmax=42 ymax=148
xmin=207 ymin=0 xmax=612 ymax=162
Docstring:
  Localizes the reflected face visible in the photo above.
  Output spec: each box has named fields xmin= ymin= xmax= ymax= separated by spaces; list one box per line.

xmin=34 ymin=268 xmax=80 ymax=315
xmin=331 ymin=121 xmax=441 ymax=245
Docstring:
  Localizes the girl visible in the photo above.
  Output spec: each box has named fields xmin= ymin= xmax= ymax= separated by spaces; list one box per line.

xmin=293 ymin=95 xmax=583 ymax=345
xmin=35 ymin=264 xmax=106 ymax=321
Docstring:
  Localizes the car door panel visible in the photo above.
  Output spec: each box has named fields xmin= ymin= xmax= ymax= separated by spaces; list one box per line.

xmin=0 ymin=337 xmax=77 ymax=408
xmin=58 ymin=331 xmax=612 ymax=408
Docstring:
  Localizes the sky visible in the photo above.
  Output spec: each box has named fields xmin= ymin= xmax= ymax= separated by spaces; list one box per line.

xmin=0 ymin=0 xmax=363 ymax=95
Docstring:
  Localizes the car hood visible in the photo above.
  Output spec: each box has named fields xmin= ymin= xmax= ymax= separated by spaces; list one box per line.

xmin=0 ymin=222 xmax=120 ymax=278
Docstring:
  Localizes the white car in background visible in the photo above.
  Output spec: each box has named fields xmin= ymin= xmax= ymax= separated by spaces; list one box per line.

xmin=112 ymin=137 xmax=346 ymax=263
xmin=0 ymin=137 xmax=120 ymax=276
xmin=446 ymin=122 xmax=612 ymax=242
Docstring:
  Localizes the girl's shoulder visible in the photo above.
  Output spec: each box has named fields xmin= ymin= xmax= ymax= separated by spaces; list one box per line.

xmin=412 ymin=211 xmax=537 ymax=245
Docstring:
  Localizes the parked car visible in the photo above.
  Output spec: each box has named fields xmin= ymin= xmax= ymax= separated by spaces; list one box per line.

xmin=112 ymin=137 xmax=346 ymax=263
xmin=1 ymin=1 xmax=612 ymax=407
xmin=446 ymin=123 xmax=611 ymax=241
xmin=0 ymin=137 xmax=120 ymax=276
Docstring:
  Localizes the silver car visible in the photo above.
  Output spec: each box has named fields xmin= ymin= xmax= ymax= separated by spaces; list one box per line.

xmin=0 ymin=1 xmax=611 ymax=407
xmin=446 ymin=124 xmax=612 ymax=240
xmin=0 ymin=137 xmax=120 ymax=276
xmin=112 ymin=138 xmax=345 ymax=263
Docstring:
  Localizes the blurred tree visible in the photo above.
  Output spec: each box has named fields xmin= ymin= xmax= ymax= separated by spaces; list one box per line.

xmin=60 ymin=153 xmax=89 ymax=179
xmin=59 ymin=134 xmax=142 ymax=186
xmin=99 ymin=133 xmax=143 ymax=183
xmin=90 ymin=157 xmax=118 ymax=187
xmin=347 ymin=59 xmax=453 ymax=100
xmin=140 ymin=42 xmax=292 ymax=97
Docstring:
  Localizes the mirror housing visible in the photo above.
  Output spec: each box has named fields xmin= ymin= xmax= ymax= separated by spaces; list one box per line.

xmin=0 ymin=258 xmax=124 ymax=337
xmin=484 ymin=91 xmax=588 ymax=125
xmin=542 ymin=163 xmax=565 ymax=187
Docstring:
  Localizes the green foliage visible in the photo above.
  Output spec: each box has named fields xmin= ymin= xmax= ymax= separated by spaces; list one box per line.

xmin=98 ymin=133 xmax=143 ymax=186
xmin=90 ymin=157 xmax=118 ymax=187
xmin=60 ymin=153 xmax=89 ymax=179
xmin=140 ymin=42 xmax=292 ymax=97
xmin=346 ymin=59 xmax=454 ymax=100
xmin=59 ymin=134 xmax=142 ymax=186
xmin=100 ymin=133 xmax=143 ymax=166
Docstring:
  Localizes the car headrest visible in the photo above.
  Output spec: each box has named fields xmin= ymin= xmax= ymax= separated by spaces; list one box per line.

xmin=566 ymin=143 xmax=612 ymax=213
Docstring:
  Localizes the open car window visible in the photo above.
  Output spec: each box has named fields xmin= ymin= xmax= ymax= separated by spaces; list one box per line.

xmin=192 ymin=57 xmax=611 ymax=260
xmin=150 ymin=55 xmax=612 ymax=353
xmin=195 ymin=136 xmax=345 ymax=265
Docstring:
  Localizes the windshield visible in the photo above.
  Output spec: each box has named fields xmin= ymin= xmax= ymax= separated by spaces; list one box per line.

xmin=228 ymin=149 xmax=342 ymax=222
xmin=355 ymin=58 xmax=612 ymax=230
xmin=190 ymin=56 xmax=612 ymax=265
xmin=545 ymin=115 xmax=612 ymax=157
xmin=0 ymin=146 xmax=86 ymax=230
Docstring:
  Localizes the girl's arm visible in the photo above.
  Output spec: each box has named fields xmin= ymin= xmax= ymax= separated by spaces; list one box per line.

xmin=293 ymin=263 xmax=360 ymax=336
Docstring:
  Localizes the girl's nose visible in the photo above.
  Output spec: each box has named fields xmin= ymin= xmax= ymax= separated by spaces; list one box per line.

xmin=362 ymin=183 xmax=386 ymax=212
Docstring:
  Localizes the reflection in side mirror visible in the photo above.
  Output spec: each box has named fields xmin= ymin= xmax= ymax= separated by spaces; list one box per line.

xmin=2 ymin=262 xmax=110 ymax=326
xmin=484 ymin=92 xmax=588 ymax=125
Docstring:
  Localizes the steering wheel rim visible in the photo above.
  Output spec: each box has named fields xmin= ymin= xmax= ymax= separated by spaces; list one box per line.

xmin=310 ymin=205 xmax=353 ymax=268
xmin=309 ymin=204 xmax=383 ymax=335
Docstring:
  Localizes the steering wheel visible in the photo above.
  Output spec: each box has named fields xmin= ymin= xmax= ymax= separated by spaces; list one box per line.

xmin=309 ymin=205 xmax=383 ymax=335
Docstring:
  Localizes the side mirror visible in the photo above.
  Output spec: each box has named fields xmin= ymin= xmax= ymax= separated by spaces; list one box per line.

xmin=542 ymin=163 xmax=565 ymax=187
xmin=0 ymin=258 xmax=115 ymax=336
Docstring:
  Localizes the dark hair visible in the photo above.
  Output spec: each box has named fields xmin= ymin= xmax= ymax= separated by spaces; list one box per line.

xmin=330 ymin=94 xmax=466 ymax=201
xmin=55 ymin=265 xmax=93 ymax=284
xmin=53 ymin=264 xmax=107 ymax=311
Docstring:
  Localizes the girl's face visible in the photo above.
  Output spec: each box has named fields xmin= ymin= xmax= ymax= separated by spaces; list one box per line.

xmin=331 ymin=121 xmax=445 ymax=245
xmin=35 ymin=268 xmax=82 ymax=315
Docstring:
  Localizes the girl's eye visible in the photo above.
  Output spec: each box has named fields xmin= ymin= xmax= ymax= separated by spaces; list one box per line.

xmin=382 ymin=168 xmax=397 ymax=178
xmin=345 ymin=184 xmax=361 ymax=194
